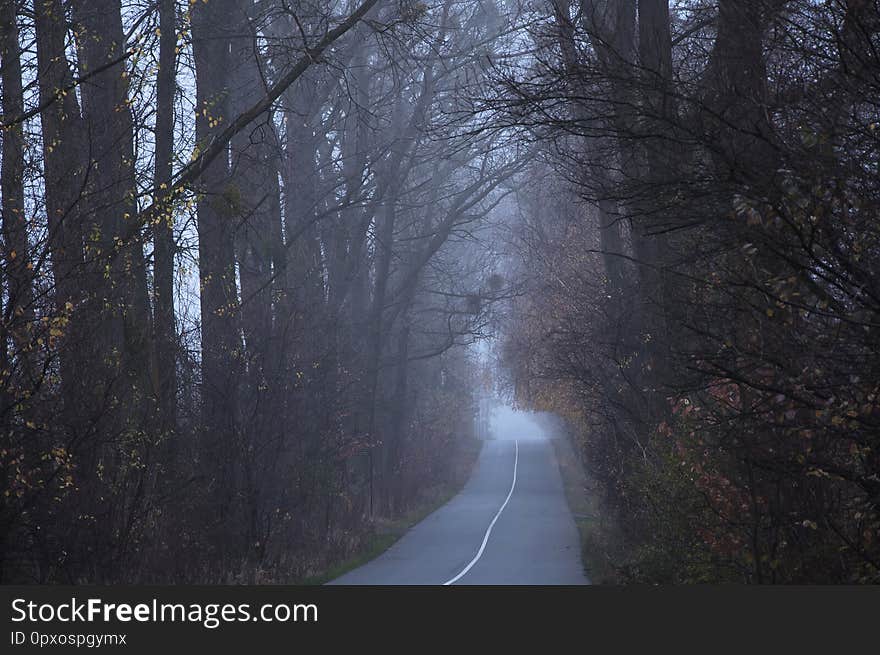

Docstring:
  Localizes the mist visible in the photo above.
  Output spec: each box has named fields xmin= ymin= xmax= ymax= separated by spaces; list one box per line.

xmin=1 ymin=0 xmax=878 ymax=584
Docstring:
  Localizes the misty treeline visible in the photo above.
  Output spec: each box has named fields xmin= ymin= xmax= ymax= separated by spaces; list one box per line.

xmin=2 ymin=0 xmax=878 ymax=587
xmin=0 ymin=0 xmax=519 ymax=582
xmin=496 ymin=0 xmax=880 ymax=582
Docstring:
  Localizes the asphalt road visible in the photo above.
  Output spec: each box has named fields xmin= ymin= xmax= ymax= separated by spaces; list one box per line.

xmin=329 ymin=407 xmax=589 ymax=585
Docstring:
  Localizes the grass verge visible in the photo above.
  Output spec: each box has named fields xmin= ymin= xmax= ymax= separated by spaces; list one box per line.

xmin=546 ymin=421 xmax=618 ymax=584
xmin=301 ymin=436 xmax=484 ymax=585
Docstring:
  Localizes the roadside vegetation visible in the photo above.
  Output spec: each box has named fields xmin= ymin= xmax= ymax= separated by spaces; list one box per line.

xmin=499 ymin=0 xmax=880 ymax=583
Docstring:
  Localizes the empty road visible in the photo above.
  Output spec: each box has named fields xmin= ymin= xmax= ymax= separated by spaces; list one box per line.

xmin=330 ymin=407 xmax=589 ymax=585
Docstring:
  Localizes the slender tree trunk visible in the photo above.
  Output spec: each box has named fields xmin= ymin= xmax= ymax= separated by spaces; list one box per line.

xmin=230 ymin=12 xmax=275 ymax=386
xmin=365 ymin=199 xmax=396 ymax=514
xmin=580 ymin=0 xmax=670 ymax=416
xmin=191 ymin=0 xmax=243 ymax=552
xmin=385 ymin=297 xmax=413 ymax=515
xmin=33 ymin=0 xmax=88 ymax=427
xmin=72 ymin=0 xmax=153 ymax=400
xmin=1 ymin=1 xmax=35 ymax=387
xmin=280 ymin=111 xmax=324 ymax=461
xmin=153 ymin=0 xmax=178 ymax=436
xmin=637 ymin=0 xmax=677 ymax=377
xmin=228 ymin=6 xmax=284 ymax=553
xmin=69 ymin=0 xmax=155 ymax=579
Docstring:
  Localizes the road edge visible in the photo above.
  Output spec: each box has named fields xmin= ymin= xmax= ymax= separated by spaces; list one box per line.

xmin=309 ymin=436 xmax=485 ymax=585
xmin=539 ymin=414 xmax=612 ymax=584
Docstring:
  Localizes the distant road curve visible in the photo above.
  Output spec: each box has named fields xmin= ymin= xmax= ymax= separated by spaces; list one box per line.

xmin=329 ymin=407 xmax=589 ymax=585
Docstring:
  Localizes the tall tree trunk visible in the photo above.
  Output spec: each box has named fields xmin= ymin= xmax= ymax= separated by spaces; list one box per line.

xmin=72 ymin=0 xmax=153 ymax=403
xmin=153 ymin=0 xmax=178 ymax=437
xmin=191 ymin=0 xmax=243 ymax=553
xmin=229 ymin=5 xmax=283 ymax=552
xmin=1 ymin=1 xmax=35 ymax=389
xmin=637 ymin=0 xmax=677 ymax=378
xmin=279 ymin=86 xmax=324 ymax=344
xmin=231 ymin=43 xmax=278 ymax=397
xmin=280 ymin=110 xmax=324 ymax=472
xmin=33 ymin=0 xmax=88 ymax=428
xmin=580 ymin=0 xmax=671 ymax=417
xmin=703 ymin=0 xmax=778 ymax=183
xmin=365 ymin=199 xmax=396 ymax=515
xmin=70 ymin=0 xmax=154 ymax=579
xmin=384 ymin=294 xmax=413 ymax=516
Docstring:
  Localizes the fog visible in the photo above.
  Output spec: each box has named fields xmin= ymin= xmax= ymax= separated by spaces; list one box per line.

xmin=2 ymin=0 xmax=878 ymax=584
xmin=489 ymin=405 xmax=549 ymax=444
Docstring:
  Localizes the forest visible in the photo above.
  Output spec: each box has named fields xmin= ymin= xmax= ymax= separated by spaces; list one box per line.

xmin=1 ymin=0 xmax=878 ymax=584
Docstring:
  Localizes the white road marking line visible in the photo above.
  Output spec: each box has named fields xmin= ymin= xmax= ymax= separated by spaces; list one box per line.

xmin=443 ymin=439 xmax=519 ymax=585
